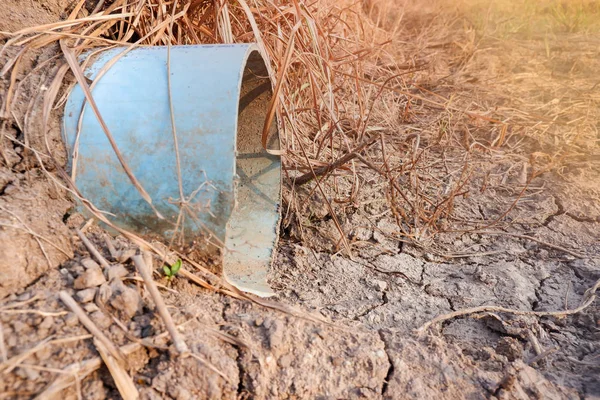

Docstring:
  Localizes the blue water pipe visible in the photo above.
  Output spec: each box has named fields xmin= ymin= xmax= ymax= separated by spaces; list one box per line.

xmin=63 ymin=44 xmax=281 ymax=296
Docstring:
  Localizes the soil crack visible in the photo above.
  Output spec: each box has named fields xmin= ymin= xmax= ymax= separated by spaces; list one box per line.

xmin=532 ymin=274 xmax=552 ymax=311
xmin=353 ymin=300 xmax=385 ymax=320
xmin=424 ymin=284 xmax=456 ymax=311
xmin=221 ymin=300 xmax=246 ymax=397
xmin=0 ymin=180 xmax=11 ymax=196
xmin=544 ymin=195 xmax=599 ymax=224
xmin=478 ymin=204 xmax=487 ymax=220
xmin=365 ymin=260 xmax=422 ymax=287
xmin=565 ymin=213 xmax=600 ymax=224
xmin=378 ymin=329 xmax=393 ymax=398
xmin=446 ymin=296 xmax=456 ymax=311
xmin=543 ymin=195 xmax=565 ymax=227
xmin=353 ymin=280 xmax=390 ymax=321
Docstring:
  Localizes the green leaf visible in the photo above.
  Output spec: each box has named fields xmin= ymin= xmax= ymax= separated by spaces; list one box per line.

xmin=163 ymin=265 xmax=172 ymax=277
xmin=171 ymin=259 xmax=182 ymax=275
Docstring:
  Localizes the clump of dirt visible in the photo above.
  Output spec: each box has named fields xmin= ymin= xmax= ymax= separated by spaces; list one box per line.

xmin=0 ymin=168 xmax=73 ymax=299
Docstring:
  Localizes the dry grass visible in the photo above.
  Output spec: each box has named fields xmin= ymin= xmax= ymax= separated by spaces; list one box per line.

xmin=1 ymin=0 xmax=598 ymax=253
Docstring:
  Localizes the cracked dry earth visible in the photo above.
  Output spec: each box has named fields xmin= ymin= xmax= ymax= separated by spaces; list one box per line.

xmin=270 ymin=169 xmax=600 ymax=399
xmin=2 ymin=163 xmax=598 ymax=399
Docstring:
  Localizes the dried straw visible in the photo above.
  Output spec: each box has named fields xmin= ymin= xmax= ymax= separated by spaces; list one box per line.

xmin=1 ymin=0 xmax=597 ymax=278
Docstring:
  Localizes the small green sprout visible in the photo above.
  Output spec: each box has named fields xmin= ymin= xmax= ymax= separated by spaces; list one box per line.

xmin=163 ymin=259 xmax=182 ymax=280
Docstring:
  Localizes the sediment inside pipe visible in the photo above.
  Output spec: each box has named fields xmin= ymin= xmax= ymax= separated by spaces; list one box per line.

xmin=223 ymin=49 xmax=281 ymax=297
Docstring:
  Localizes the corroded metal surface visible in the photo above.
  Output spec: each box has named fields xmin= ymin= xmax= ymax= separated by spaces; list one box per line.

xmin=63 ymin=44 xmax=281 ymax=296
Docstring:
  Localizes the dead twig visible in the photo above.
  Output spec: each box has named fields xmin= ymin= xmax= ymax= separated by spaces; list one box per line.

xmin=80 ymin=218 xmax=95 ymax=233
xmin=481 ymin=231 xmax=586 ymax=259
xmin=131 ymin=255 xmax=189 ymax=354
xmin=180 ymin=256 xmax=332 ymax=326
xmin=0 ymin=309 xmax=66 ymax=317
xmin=0 ymin=322 xmax=6 ymax=363
xmin=1 ymin=334 xmax=92 ymax=374
xmin=527 ymin=346 xmax=558 ymax=366
xmin=35 ymin=339 xmax=142 ymax=399
xmin=93 ymin=338 xmax=139 ymax=400
xmin=77 ymin=230 xmax=110 ymax=269
xmin=104 ymin=234 xmax=119 ymax=260
xmin=416 ymin=277 xmax=600 ymax=335
xmin=294 ymin=134 xmax=380 ymax=185
xmin=0 ymin=294 xmax=42 ymax=310
xmin=0 ymin=205 xmax=72 ymax=262
xmin=58 ymin=291 xmax=126 ymax=365
xmin=188 ymin=352 xmax=230 ymax=383
xmin=34 ymin=321 xmax=192 ymax=399
xmin=525 ymin=329 xmax=546 ymax=366
xmin=124 ymin=276 xmax=178 ymax=294
xmin=526 ymin=329 xmax=543 ymax=358
xmin=108 ymin=315 xmax=169 ymax=350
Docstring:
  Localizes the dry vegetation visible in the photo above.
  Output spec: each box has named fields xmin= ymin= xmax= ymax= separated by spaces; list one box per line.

xmin=1 ymin=0 xmax=598 ymax=249
xmin=0 ymin=0 xmax=599 ymax=398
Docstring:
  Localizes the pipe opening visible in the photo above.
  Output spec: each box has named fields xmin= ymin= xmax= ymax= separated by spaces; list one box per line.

xmin=222 ymin=50 xmax=281 ymax=297
xmin=237 ymin=51 xmax=279 ymax=155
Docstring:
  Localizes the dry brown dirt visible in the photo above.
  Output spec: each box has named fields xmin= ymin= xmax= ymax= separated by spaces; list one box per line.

xmin=1 ymin=0 xmax=599 ymax=399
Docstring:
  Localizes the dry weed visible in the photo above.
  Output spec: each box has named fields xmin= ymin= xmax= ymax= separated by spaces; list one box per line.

xmin=1 ymin=0 xmax=598 ymax=251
